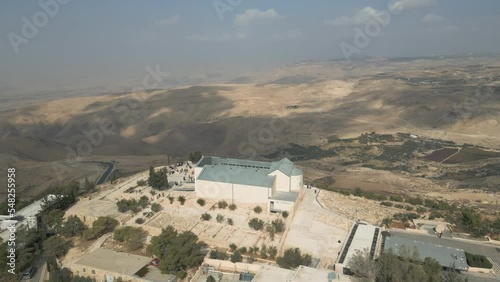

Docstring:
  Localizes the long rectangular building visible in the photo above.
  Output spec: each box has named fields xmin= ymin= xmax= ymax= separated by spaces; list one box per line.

xmin=335 ymin=223 xmax=382 ymax=274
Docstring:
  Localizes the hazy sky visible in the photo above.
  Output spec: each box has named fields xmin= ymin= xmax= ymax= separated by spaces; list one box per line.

xmin=1 ymin=0 xmax=499 ymax=97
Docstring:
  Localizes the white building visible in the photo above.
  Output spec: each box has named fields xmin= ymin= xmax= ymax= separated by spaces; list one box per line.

xmin=194 ymin=156 xmax=303 ymax=212
xmin=335 ymin=222 xmax=383 ymax=274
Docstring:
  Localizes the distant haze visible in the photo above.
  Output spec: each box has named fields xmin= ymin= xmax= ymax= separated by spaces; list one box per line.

xmin=1 ymin=0 xmax=499 ymax=97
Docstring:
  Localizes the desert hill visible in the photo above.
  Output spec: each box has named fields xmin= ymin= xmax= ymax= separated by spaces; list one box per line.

xmin=1 ymin=56 xmax=500 ymax=202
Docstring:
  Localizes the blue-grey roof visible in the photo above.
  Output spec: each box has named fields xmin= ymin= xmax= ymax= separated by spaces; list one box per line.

xmin=197 ymin=165 xmax=276 ymax=188
xmin=292 ymin=167 xmax=303 ymax=176
xmin=269 ymin=192 xmax=299 ymax=202
xmin=195 ymin=156 xmax=301 ymax=188
xmin=195 ymin=156 xmax=271 ymax=169
xmin=269 ymin=158 xmax=294 ymax=176
xmin=383 ymin=237 xmax=468 ymax=271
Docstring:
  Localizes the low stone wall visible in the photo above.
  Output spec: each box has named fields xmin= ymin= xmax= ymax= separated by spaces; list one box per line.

xmin=67 ymin=263 xmax=145 ymax=282
xmin=203 ymin=258 xmax=262 ymax=274
xmin=467 ymin=266 xmax=494 ymax=274
xmin=402 ymin=228 xmax=427 ymax=234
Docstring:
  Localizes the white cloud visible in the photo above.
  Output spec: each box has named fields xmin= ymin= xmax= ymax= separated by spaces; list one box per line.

xmin=234 ymin=9 xmax=283 ymax=26
xmin=324 ymin=16 xmax=351 ymax=27
xmin=421 ymin=13 xmax=445 ymax=23
xmin=216 ymin=33 xmax=232 ymax=41
xmin=324 ymin=6 xmax=386 ymax=27
xmin=186 ymin=32 xmax=247 ymax=42
xmin=389 ymin=0 xmax=436 ymax=12
xmin=155 ymin=15 xmax=180 ymax=25
xmin=271 ymin=29 xmax=303 ymax=41
xmin=440 ymin=25 xmax=459 ymax=32
xmin=236 ymin=32 xmax=248 ymax=40
xmin=186 ymin=33 xmax=210 ymax=41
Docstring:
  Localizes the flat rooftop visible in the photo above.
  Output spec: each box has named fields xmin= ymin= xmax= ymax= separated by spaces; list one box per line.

xmin=252 ymin=265 xmax=295 ymax=281
xmin=293 ymin=266 xmax=337 ymax=281
xmin=269 ymin=191 xmax=299 ymax=203
xmin=252 ymin=265 xmax=337 ymax=282
xmin=75 ymin=248 xmax=150 ymax=276
xmin=383 ymin=237 xmax=468 ymax=271
xmin=339 ymin=223 xmax=380 ymax=266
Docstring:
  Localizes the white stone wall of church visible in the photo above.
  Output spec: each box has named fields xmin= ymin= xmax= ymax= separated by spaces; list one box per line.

xmin=195 ymin=180 xmax=270 ymax=203
xmin=268 ymin=170 xmax=291 ymax=192
xmin=291 ymin=173 xmax=303 ymax=191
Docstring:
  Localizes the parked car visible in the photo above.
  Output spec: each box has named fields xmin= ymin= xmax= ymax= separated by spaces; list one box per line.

xmin=23 ymin=267 xmax=36 ymax=279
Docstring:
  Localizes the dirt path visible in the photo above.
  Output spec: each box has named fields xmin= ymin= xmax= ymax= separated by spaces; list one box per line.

xmin=440 ymin=147 xmax=462 ymax=164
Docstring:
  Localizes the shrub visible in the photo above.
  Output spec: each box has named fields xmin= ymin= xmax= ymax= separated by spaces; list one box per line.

xmin=209 ymin=250 xmax=229 ymax=260
xmin=271 ymin=219 xmax=285 ymax=233
xmin=465 ymin=252 xmax=493 ymax=269
xmin=248 ymin=218 xmax=264 ymax=230
xmin=178 ymin=196 xmax=186 ymax=205
xmin=217 ymin=201 xmax=228 ymax=209
xmin=216 ymin=214 xmax=225 ymax=223
xmin=197 ymin=199 xmax=206 ymax=206
xmin=135 ymin=217 xmax=145 ymax=224
xmin=189 ymin=151 xmax=203 ymax=163
xmin=151 ymin=203 xmax=162 ymax=212
xmin=83 ymin=216 xmax=119 ymax=240
xmin=138 ymin=196 xmax=149 ymax=208
xmin=228 ymin=204 xmax=237 ymax=210
xmin=116 ymin=199 xmax=140 ymax=213
xmin=382 ymin=217 xmax=392 ymax=228
xmin=253 ymin=206 xmax=263 ymax=214
xmin=239 ymin=247 xmax=247 ymax=254
xmin=206 ymin=275 xmax=216 ymax=282
xmin=60 ymin=215 xmax=86 ymax=237
xmin=268 ymin=246 xmax=278 ymax=259
xmin=167 ymin=195 xmax=175 ymax=204
xmin=416 ymin=207 xmax=427 ymax=213
xmin=227 ymin=218 xmax=234 ymax=226
xmin=113 ymin=226 xmax=147 ymax=250
xmin=229 ymin=243 xmax=237 ymax=252
xmin=266 ymin=224 xmax=275 ymax=240
xmin=230 ymin=251 xmax=243 ymax=263
xmin=137 ymin=179 xmax=147 ymax=186
xmin=389 ymin=195 xmax=404 ymax=202
xmin=380 ymin=201 xmax=393 ymax=207
xmin=260 ymin=244 xmax=268 ymax=259
xmin=406 ymin=197 xmax=424 ymax=206
xmin=282 ymin=211 xmax=289 ymax=219
xmin=201 ymin=213 xmax=212 ymax=221
xmin=276 ymin=248 xmax=312 ymax=269
xmin=247 ymin=256 xmax=255 ymax=263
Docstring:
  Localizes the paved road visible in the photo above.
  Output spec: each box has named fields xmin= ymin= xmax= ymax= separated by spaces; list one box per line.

xmin=96 ymin=162 xmax=115 ymax=185
xmin=26 ymin=255 xmax=47 ymax=282
xmin=389 ymin=230 xmax=500 ymax=266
